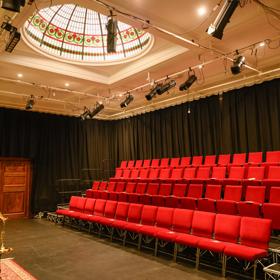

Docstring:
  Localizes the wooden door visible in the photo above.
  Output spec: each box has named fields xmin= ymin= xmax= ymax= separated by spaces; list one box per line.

xmin=0 ymin=159 xmax=31 ymax=219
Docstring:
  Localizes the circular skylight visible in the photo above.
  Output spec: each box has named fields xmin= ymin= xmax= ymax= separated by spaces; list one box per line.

xmin=23 ymin=4 xmax=153 ymax=65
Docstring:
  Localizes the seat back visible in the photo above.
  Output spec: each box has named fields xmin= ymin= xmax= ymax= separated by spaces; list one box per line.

xmin=232 ymin=153 xmax=246 ymax=165
xmin=135 ymin=160 xmax=143 ymax=169
xmin=246 ymin=166 xmax=265 ymax=180
xmin=170 ymin=158 xmax=180 ymax=168
xmin=115 ymin=202 xmax=129 ymax=221
xmin=107 ymin=182 xmax=116 ymax=192
xmin=146 ymin=183 xmax=160 ymax=195
xmin=103 ymin=200 xmax=118 ymax=218
xmin=159 ymin=168 xmax=171 ymax=180
xmin=267 ymin=166 xmax=280 ymax=179
xmin=211 ymin=166 xmax=226 ymax=179
xmin=151 ymin=159 xmax=160 ymax=168
xmin=76 ymin=197 xmax=86 ymax=212
xmin=218 ymin=154 xmax=231 ymax=165
xmin=180 ymin=157 xmax=191 ymax=167
xmin=269 ymin=187 xmax=280 ymax=203
xmin=125 ymin=182 xmax=137 ymax=194
xmin=215 ymin=214 xmax=241 ymax=243
xmin=148 ymin=168 xmax=160 ymax=179
xmin=141 ymin=205 xmax=158 ymax=225
xmin=83 ymin=198 xmax=96 ymax=214
xmin=192 ymin=156 xmax=203 ymax=166
xmin=139 ymin=168 xmax=149 ymax=179
xmin=155 ymin=207 xmax=174 ymax=229
xmin=266 ymin=151 xmax=280 ymax=164
xmin=158 ymin=183 xmax=172 ymax=196
xmin=135 ymin=183 xmax=147 ymax=194
xmin=130 ymin=169 xmax=139 ymax=179
xmin=170 ymin=168 xmax=183 ymax=179
xmin=205 ymin=184 xmax=222 ymax=199
xmin=160 ymin=158 xmax=169 ymax=168
xmin=191 ymin=211 xmax=216 ymax=238
xmin=142 ymin=159 xmax=151 ymax=168
xmin=183 ymin=167 xmax=196 ymax=180
xmin=195 ymin=167 xmax=211 ymax=179
xmin=172 ymin=183 xmax=187 ymax=197
xmin=114 ymin=169 xmax=123 ymax=179
xmin=115 ymin=182 xmax=126 ymax=192
xmin=92 ymin=181 xmax=100 ymax=190
xmin=127 ymin=160 xmax=135 ymax=169
xmin=245 ymin=186 xmax=266 ymax=203
xmin=120 ymin=160 xmax=127 ymax=169
xmin=204 ymin=155 xmax=216 ymax=165
xmin=127 ymin=203 xmax=143 ymax=223
xmin=223 ymin=185 xmax=242 ymax=201
xmin=122 ymin=169 xmax=131 ymax=179
xmin=172 ymin=209 xmax=194 ymax=233
xmin=99 ymin=181 xmax=108 ymax=191
xmin=187 ymin=184 xmax=203 ymax=198
xmin=228 ymin=166 xmax=245 ymax=179
xmin=93 ymin=199 xmax=106 ymax=216
xmin=240 ymin=217 xmax=272 ymax=249
xmin=248 ymin=152 xmax=263 ymax=164
xmin=69 ymin=196 xmax=81 ymax=211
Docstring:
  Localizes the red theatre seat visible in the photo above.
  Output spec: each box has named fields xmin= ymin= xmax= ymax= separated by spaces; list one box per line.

xmin=207 ymin=166 xmax=226 ymax=185
xmin=100 ymin=182 xmax=116 ymax=200
xmin=179 ymin=157 xmax=191 ymax=167
xmin=191 ymin=166 xmax=211 ymax=184
xmin=110 ymin=169 xmax=123 ymax=182
xmin=247 ymin=152 xmax=263 ymax=166
xmin=263 ymin=166 xmax=280 ymax=186
xmin=108 ymin=182 xmax=126 ymax=201
xmin=230 ymin=153 xmax=246 ymax=166
xmin=203 ymin=155 xmax=216 ymax=167
xmin=129 ymin=169 xmax=140 ymax=181
xmin=150 ymin=159 xmax=160 ymax=168
xmin=142 ymin=159 xmax=151 ymax=169
xmin=216 ymin=185 xmax=242 ymax=215
xmin=159 ymin=158 xmax=170 ymax=169
xmin=180 ymin=184 xmax=203 ymax=210
xmin=165 ymin=183 xmax=188 ymax=208
xmin=127 ymin=183 xmax=147 ymax=203
xmin=140 ymin=183 xmax=160 ymax=205
xmin=263 ymin=187 xmax=280 ymax=230
xmin=119 ymin=160 xmax=127 ymax=169
xmin=191 ymin=156 xmax=203 ymax=166
xmin=126 ymin=160 xmax=135 ymax=169
xmin=182 ymin=167 xmax=197 ymax=183
xmin=238 ymin=186 xmax=266 ymax=218
xmin=262 ymin=151 xmax=280 ymax=167
xmin=167 ymin=168 xmax=184 ymax=183
xmin=118 ymin=182 xmax=136 ymax=202
xmin=197 ymin=184 xmax=222 ymax=212
xmin=152 ymin=183 xmax=172 ymax=206
xmin=158 ymin=168 xmax=171 ymax=181
xmin=134 ymin=160 xmax=143 ymax=169
xmin=242 ymin=166 xmax=265 ymax=186
xmin=137 ymin=168 xmax=150 ymax=182
xmin=170 ymin=158 xmax=180 ymax=168
xmin=222 ymin=166 xmax=245 ymax=185
xmin=217 ymin=154 xmax=231 ymax=166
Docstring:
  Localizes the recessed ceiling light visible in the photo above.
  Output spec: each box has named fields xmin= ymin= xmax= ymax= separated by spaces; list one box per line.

xmin=259 ymin=41 xmax=265 ymax=47
xmin=17 ymin=73 xmax=23 ymax=78
xmin=65 ymin=83 xmax=69 ymax=87
xmin=198 ymin=64 xmax=203 ymax=69
xmin=197 ymin=6 xmax=207 ymax=16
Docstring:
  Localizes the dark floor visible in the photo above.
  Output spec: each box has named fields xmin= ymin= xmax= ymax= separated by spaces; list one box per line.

xmin=4 ymin=218 xmax=233 ymax=280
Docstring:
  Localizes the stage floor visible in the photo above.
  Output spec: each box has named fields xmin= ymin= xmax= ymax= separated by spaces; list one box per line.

xmin=5 ymin=218 xmax=278 ymax=280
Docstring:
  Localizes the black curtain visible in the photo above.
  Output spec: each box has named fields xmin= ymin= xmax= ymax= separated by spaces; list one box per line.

xmin=0 ymin=78 xmax=279 ymax=212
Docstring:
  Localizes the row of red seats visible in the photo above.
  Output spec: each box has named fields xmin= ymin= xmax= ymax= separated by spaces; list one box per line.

xmin=111 ymin=165 xmax=280 ymax=188
xmin=57 ymin=196 xmax=271 ymax=279
xmin=86 ymin=181 xmax=280 ymax=230
xmin=118 ymin=151 xmax=280 ymax=170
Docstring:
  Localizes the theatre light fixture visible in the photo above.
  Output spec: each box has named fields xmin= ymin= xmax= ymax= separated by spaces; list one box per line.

xmin=206 ymin=0 xmax=239 ymax=39
xmin=25 ymin=95 xmax=35 ymax=110
xmin=157 ymin=79 xmax=176 ymax=95
xmin=80 ymin=107 xmax=91 ymax=120
xmin=106 ymin=10 xmax=117 ymax=53
xmin=231 ymin=54 xmax=245 ymax=75
xmin=89 ymin=102 xmax=105 ymax=118
xmin=1 ymin=21 xmax=21 ymax=52
xmin=120 ymin=94 xmax=134 ymax=108
xmin=1 ymin=0 xmax=25 ymax=12
xmin=179 ymin=70 xmax=197 ymax=91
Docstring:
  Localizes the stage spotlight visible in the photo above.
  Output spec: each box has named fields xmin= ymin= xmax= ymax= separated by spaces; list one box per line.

xmin=145 ymin=84 xmax=162 ymax=101
xmin=80 ymin=107 xmax=91 ymax=120
xmin=231 ymin=55 xmax=245 ymax=75
xmin=206 ymin=0 xmax=239 ymax=39
xmin=25 ymin=95 xmax=34 ymax=110
xmin=1 ymin=0 xmax=25 ymax=12
xmin=106 ymin=10 xmax=117 ymax=53
xmin=179 ymin=74 xmax=197 ymax=91
xmin=157 ymin=80 xmax=176 ymax=95
xmin=5 ymin=29 xmax=20 ymax=52
xmin=89 ymin=102 xmax=104 ymax=118
xmin=120 ymin=94 xmax=134 ymax=108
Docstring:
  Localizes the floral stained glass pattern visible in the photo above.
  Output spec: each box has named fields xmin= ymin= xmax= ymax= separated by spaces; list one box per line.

xmin=23 ymin=4 xmax=153 ymax=64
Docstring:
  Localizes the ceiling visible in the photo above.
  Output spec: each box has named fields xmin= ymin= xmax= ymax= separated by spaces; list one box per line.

xmin=0 ymin=0 xmax=279 ymax=119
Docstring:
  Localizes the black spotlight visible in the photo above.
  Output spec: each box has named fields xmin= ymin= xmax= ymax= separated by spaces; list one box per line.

xmin=157 ymin=80 xmax=176 ymax=95
xmin=25 ymin=95 xmax=34 ymax=110
xmin=1 ymin=0 xmax=25 ymax=12
xmin=206 ymin=0 xmax=239 ymax=39
xmin=120 ymin=94 xmax=134 ymax=108
xmin=89 ymin=103 xmax=104 ymax=118
xmin=179 ymin=74 xmax=197 ymax=91
xmin=231 ymin=55 xmax=245 ymax=75
xmin=1 ymin=22 xmax=21 ymax=52
xmin=145 ymin=84 xmax=162 ymax=101
xmin=80 ymin=107 xmax=91 ymax=120
xmin=106 ymin=10 xmax=117 ymax=53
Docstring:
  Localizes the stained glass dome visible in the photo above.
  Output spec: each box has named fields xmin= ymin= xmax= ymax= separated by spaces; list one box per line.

xmin=23 ymin=4 xmax=153 ymax=65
